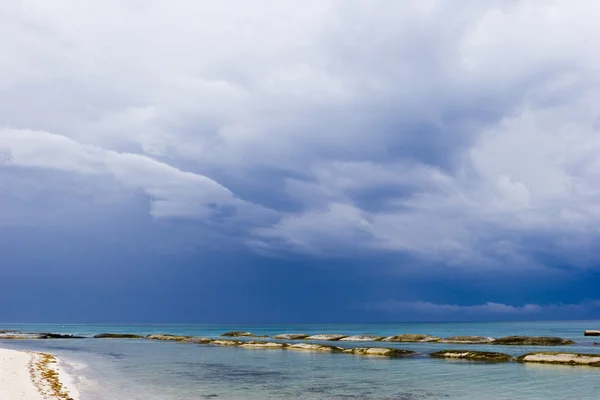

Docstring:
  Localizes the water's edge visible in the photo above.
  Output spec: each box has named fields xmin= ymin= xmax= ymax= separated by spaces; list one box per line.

xmin=2 ymin=321 xmax=600 ymax=400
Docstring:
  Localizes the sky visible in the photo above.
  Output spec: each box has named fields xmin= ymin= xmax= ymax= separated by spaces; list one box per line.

xmin=2 ymin=0 xmax=600 ymax=323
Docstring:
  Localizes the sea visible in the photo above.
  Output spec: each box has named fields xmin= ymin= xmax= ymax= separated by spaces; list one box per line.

xmin=1 ymin=321 xmax=599 ymax=400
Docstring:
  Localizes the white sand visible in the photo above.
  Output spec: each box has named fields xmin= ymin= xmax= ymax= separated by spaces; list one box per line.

xmin=0 ymin=347 xmax=79 ymax=400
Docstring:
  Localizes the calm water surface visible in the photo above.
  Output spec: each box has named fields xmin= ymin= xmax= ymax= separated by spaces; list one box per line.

xmin=2 ymin=321 xmax=599 ymax=399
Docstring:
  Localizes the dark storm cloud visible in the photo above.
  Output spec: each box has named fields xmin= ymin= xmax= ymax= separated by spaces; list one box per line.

xmin=2 ymin=0 xmax=600 ymax=321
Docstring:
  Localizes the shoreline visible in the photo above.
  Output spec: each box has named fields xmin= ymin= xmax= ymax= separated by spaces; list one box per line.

xmin=0 ymin=347 xmax=79 ymax=400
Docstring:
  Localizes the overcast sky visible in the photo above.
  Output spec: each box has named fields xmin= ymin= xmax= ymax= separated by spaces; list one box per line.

xmin=2 ymin=0 xmax=600 ymax=323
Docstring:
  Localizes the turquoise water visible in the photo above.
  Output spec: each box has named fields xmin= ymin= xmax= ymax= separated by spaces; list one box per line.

xmin=1 ymin=321 xmax=600 ymax=399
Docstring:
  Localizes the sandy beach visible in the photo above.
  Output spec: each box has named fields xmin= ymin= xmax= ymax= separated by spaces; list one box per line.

xmin=0 ymin=348 xmax=79 ymax=400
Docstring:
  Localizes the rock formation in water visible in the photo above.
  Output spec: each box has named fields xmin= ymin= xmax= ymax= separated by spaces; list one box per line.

xmin=287 ymin=343 xmax=344 ymax=352
xmin=440 ymin=336 xmax=495 ymax=344
xmin=38 ymin=333 xmax=86 ymax=339
xmin=305 ymin=334 xmax=348 ymax=341
xmin=0 ymin=332 xmax=41 ymax=339
xmin=0 ymin=330 xmax=85 ymax=339
xmin=240 ymin=341 xmax=288 ymax=349
xmin=273 ymin=333 xmax=310 ymax=340
xmin=339 ymin=335 xmax=385 ymax=342
xmin=181 ymin=337 xmax=213 ymax=344
xmin=146 ymin=334 xmax=191 ymax=341
xmin=211 ymin=339 xmax=243 ymax=346
xmin=516 ymin=352 xmax=600 ymax=366
xmin=584 ymin=330 xmax=600 ymax=336
xmin=93 ymin=333 xmax=144 ymax=339
xmin=383 ymin=334 xmax=441 ymax=343
xmin=344 ymin=347 xmax=417 ymax=357
xmin=492 ymin=336 xmax=575 ymax=346
xmin=429 ymin=350 xmax=513 ymax=362
xmin=221 ymin=331 xmax=266 ymax=337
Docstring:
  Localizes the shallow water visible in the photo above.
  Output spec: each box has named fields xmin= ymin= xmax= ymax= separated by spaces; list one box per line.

xmin=2 ymin=321 xmax=599 ymax=399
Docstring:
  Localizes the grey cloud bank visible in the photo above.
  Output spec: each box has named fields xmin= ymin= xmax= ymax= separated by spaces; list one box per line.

xmin=2 ymin=0 xmax=600 ymax=322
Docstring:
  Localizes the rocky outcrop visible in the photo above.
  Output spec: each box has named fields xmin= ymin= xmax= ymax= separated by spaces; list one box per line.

xmin=344 ymin=347 xmax=417 ymax=357
xmin=37 ymin=333 xmax=86 ymax=339
xmin=339 ymin=335 xmax=385 ymax=342
xmin=240 ymin=341 xmax=288 ymax=349
xmin=305 ymin=334 xmax=348 ymax=341
xmin=0 ymin=333 xmax=40 ymax=340
xmin=0 ymin=331 xmax=84 ymax=339
xmin=221 ymin=331 xmax=266 ymax=337
xmin=146 ymin=334 xmax=191 ymax=341
xmin=288 ymin=343 xmax=343 ymax=352
xmin=584 ymin=330 xmax=600 ymax=336
xmin=492 ymin=336 xmax=575 ymax=346
xmin=383 ymin=334 xmax=441 ymax=343
xmin=441 ymin=336 xmax=495 ymax=344
xmin=181 ymin=337 xmax=213 ymax=344
xmin=93 ymin=333 xmax=144 ymax=339
xmin=211 ymin=339 xmax=243 ymax=346
xmin=516 ymin=352 xmax=600 ymax=367
xmin=430 ymin=350 xmax=513 ymax=362
xmin=273 ymin=333 xmax=310 ymax=340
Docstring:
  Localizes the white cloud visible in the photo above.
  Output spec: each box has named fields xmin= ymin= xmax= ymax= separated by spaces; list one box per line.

xmin=2 ymin=1 xmax=600 ymax=267
xmin=0 ymin=128 xmax=245 ymax=219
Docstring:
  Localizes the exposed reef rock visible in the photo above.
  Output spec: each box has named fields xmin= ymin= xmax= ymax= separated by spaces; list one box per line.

xmin=430 ymin=350 xmax=514 ymax=362
xmin=288 ymin=343 xmax=343 ymax=352
xmin=516 ymin=352 xmax=600 ymax=367
xmin=441 ymin=336 xmax=495 ymax=344
xmin=339 ymin=335 xmax=385 ymax=342
xmin=492 ymin=336 xmax=575 ymax=346
xmin=39 ymin=333 xmax=85 ymax=339
xmin=344 ymin=347 xmax=417 ymax=357
xmin=273 ymin=333 xmax=310 ymax=340
xmin=146 ymin=334 xmax=191 ymax=341
xmin=93 ymin=333 xmax=144 ymax=339
xmin=181 ymin=337 xmax=213 ymax=344
xmin=584 ymin=330 xmax=600 ymax=336
xmin=305 ymin=334 xmax=348 ymax=341
xmin=1 ymin=332 xmax=85 ymax=340
xmin=240 ymin=341 xmax=288 ymax=349
xmin=211 ymin=339 xmax=243 ymax=346
xmin=0 ymin=333 xmax=40 ymax=340
xmin=221 ymin=331 xmax=266 ymax=337
xmin=383 ymin=334 xmax=441 ymax=343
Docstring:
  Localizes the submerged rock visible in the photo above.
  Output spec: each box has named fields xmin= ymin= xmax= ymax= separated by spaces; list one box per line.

xmin=383 ymin=334 xmax=441 ymax=343
xmin=430 ymin=350 xmax=513 ymax=362
xmin=441 ymin=336 xmax=495 ymax=344
xmin=93 ymin=333 xmax=144 ymax=339
xmin=584 ymin=330 xmax=600 ymax=336
xmin=240 ymin=341 xmax=288 ymax=349
xmin=339 ymin=335 xmax=385 ymax=342
xmin=146 ymin=334 xmax=191 ymax=341
xmin=38 ymin=333 xmax=86 ymax=339
xmin=288 ymin=343 xmax=343 ymax=352
xmin=492 ymin=336 xmax=575 ymax=346
xmin=516 ymin=352 xmax=600 ymax=367
xmin=305 ymin=334 xmax=348 ymax=341
xmin=273 ymin=333 xmax=310 ymax=340
xmin=344 ymin=347 xmax=417 ymax=357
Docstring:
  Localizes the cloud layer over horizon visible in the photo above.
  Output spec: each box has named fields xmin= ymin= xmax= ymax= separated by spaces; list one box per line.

xmin=2 ymin=0 xmax=600 ymax=322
